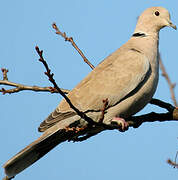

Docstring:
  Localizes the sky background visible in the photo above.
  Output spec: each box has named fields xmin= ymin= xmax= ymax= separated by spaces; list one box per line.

xmin=0 ymin=0 xmax=178 ymax=180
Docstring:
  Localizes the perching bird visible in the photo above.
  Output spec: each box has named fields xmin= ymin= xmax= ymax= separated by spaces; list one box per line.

xmin=3 ymin=7 xmax=176 ymax=179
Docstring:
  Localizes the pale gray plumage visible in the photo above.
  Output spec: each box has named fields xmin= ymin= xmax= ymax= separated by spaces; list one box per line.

xmin=3 ymin=7 xmax=176 ymax=179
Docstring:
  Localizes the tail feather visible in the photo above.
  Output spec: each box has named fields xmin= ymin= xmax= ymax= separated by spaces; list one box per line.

xmin=3 ymin=115 xmax=81 ymax=179
xmin=3 ymin=129 xmax=70 ymax=178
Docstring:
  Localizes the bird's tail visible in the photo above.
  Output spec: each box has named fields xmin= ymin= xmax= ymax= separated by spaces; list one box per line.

xmin=3 ymin=127 xmax=72 ymax=179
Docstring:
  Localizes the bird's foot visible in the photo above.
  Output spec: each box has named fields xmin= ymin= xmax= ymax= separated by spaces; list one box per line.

xmin=111 ymin=117 xmax=129 ymax=132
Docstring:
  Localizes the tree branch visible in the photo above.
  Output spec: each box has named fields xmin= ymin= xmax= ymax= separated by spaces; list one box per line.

xmin=127 ymin=99 xmax=178 ymax=128
xmin=1 ymin=68 xmax=8 ymax=80
xmin=36 ymin=46 xmax=96 ymax=125
xmin=52 ymin=23 xmax=95 ymax=70
xmin=0 ymin=68 xmax=70 ymax=94
xmin=150 ymin=98 xmax=175 ymax=111
xmin=167 ymin=151 xmax=178 ymax=169
xmin=70 ymin=100 xmax=178 ymax=142
xmin=1 ymin=22 xmax=96 ymax=95
xmin=159 ymin=54 xmax=177 ymax=106
xmin=99 ymin=98 xmax=109 ymax=123
xmin=127 ymin=108 xmax=178 ymax=128
xmin=167 ymin=159 xmax=178 ymax=168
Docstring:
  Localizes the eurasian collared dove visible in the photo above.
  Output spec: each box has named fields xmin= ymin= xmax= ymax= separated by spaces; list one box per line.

xmin=3 ymin=7 xmax=176 ymax=179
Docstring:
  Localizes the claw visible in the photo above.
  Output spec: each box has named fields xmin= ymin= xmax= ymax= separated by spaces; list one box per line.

xmin=111 ymin=117 xmax=129 ymax=132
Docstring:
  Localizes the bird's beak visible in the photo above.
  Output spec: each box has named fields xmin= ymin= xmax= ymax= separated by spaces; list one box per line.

xmin=168 ymin=20 xmax=177 ymax=30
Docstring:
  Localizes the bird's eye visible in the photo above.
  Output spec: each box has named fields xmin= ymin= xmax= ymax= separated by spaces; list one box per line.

xmin=155 ymin=11 xmax=160 ymax=16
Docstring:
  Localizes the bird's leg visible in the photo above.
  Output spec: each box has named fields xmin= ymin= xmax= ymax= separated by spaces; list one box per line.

xmin=111 ymin=117 xmax=129 ymax=132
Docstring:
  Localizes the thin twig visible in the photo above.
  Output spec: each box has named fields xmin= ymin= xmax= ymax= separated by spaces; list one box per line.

xmin=1 ymin=68 xmax=8 ymax=81
xmin=36 ymin=46 xmax=95 ymax=125
xmin=0 ymin=80 xmax=69 ymax=94
xmin=175 ymin=151 xmax=178 ymax=165
xmin=99 ymin=98 xmax=109 ymax=123
xmin=159 ymin=54 xmax=177 ymax=106
xmin=52 ymin=23 xmax=95 ymax=70
xmin=150 ymin=98 xmax=175 ymax=111
xmin=167 ymin=159 xmax=178 ymax=168
xmin=0 ymin=67 xmax=69 ymax=94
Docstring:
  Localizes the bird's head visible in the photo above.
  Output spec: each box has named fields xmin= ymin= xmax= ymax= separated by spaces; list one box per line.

xmin=134 ymin=7 xmax=177 ymax=34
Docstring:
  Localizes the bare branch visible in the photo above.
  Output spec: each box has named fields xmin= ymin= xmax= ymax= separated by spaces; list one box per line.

xmin=127 ymin=99 xmax=178 ymax=128
xmin=1 ymin=68 xmax=8 ymax=80
xmin=0 ymin=71 xmax=70 ymax=94
xmin=127 ymin=108 xmax=178 ymax=128
xmin=71 ymin=104 xmax=178 ymax=141
xmin=159 ymin=54 xmax=177 ymax=106
xmin=1 ymin=23 xmax=94 ymax=95
xmin=36 ymin=46 xmax=96 ymax=125
xmin=52 ymin=23 xmax=95 ymax=70
xmin=167 ymin=159 xmax=178 ymax=168
xmin=99 ymin=98 xmax=109 ymax=123
xmin=150 ymin=98 xmax=175 ymax=111
xmin=167 ymin=151 xmax=178 ymax=168
xmin=0 ymin=80 xmax=69 ymax=94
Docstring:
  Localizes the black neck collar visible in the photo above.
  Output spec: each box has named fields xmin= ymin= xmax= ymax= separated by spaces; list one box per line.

xmin=132 ymin=32 xmax=146 ymax=37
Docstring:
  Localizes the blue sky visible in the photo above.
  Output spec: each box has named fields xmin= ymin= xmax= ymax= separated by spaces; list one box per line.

xmin=0 ymin=1 xmax=178 ymax=180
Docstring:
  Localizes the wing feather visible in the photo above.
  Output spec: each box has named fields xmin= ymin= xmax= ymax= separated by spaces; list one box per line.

xmin=39 ymin=48 xmax=150 ymax=132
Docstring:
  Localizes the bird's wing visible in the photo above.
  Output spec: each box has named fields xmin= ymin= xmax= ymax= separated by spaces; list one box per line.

xmin=39 ymin=48 xmax=151 ymax=132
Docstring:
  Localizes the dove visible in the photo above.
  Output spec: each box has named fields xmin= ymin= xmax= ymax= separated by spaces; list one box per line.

xmin=3 ymin=7 xmax=176 ymax=179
